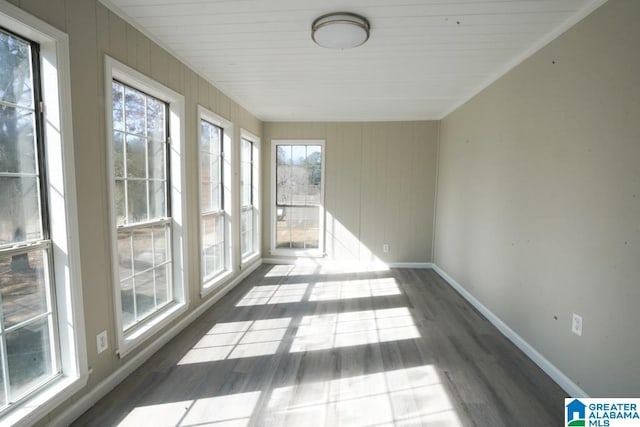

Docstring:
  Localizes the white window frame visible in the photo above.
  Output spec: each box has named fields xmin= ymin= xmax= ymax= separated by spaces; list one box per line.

xmin=105 ymin=56 xmax=188 ymax=358
xmin=270 ymin=140 xmax=326 ymax=257
xmin=198 ymin=106 xmax=233 ymax=295
xmin=0 ymin=3 xmax=87 ymax=426
xmin=240 ymin=129 xmax=260 ymax=265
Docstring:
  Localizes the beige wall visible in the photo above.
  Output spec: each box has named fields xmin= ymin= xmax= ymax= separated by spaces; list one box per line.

xmin=10 ymin=0 xmax=639 ymax=422
xmin=9 ymin=1 xmax=261 ymax=424
xmin=262 ymin=122 xmax=439 ymax=264
xmin=434 ymin=0 xmax=640 ymax=397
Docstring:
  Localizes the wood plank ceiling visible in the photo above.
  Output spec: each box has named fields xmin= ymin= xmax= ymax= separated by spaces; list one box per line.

xmin=103 ymin=0 xmax=604 ymax=121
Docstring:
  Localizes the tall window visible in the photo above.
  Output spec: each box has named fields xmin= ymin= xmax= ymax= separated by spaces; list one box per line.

xmin=0 ymin=5 xmax=85 ymax=424
xmin=272 ymin=141 xmax=324 ymax=253
xmin=107 ymin=56 xmax=187 ymax=356
xmin=199 ymin=119 xmax=225 ymax=280
xmin=240 ymin=136 xmax=256 ymax=258
xmin=0 ymin=27 xmax=59 ymax=412
xmin=111 ymin=81 xmax=171 ymax=330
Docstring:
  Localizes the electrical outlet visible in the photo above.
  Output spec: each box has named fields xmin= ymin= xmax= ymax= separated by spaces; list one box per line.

xmin=571 ymin=313 xmax=583 ymax=336
xmin=97 ymin=330 xmax=108 ymax=354
xmin=383 ymin=244 xmax=390 ymax=253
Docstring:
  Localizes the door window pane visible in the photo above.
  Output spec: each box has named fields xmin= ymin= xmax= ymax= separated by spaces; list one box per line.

xmin=274 ymin=143 xmax=323 ymax=251
xmin=276 ymin=145 xmax=292 ymax=205
xmin=276 ymin=206 xmax=320 ymax=249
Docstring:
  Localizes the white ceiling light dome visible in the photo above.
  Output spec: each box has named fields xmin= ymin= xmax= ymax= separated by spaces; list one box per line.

xmin=312 ymin=12 xmax=370 ymax=49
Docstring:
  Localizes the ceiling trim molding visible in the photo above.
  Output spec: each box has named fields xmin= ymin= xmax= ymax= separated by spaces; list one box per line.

xmin=97 ymin=0 xmax=262 ymax=121
xmin=439 ymin=0 xmax=610 ymax=120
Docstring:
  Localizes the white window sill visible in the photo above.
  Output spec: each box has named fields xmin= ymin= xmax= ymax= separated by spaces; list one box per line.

xmin=241 ymin=252 xmax=261 ymax=266
xmin=201 ymin=270 xmax=235 ymax=298
xmin=1 ymin=373 xmax=88 ymax=427
xmin=117 ymin=301 xmax=188 ymax=358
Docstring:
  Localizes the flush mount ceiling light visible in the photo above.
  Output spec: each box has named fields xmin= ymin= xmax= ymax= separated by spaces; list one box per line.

xmin=312 ymin=12 xmax=370 ymax=49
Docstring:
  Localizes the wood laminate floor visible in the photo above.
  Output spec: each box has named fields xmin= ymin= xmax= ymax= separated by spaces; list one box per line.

xmin=73 ymin=264 xmax=566 ymax=426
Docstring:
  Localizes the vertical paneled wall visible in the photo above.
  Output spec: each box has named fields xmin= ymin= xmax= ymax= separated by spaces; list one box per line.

xmin=10 ymin=1 xmax=261 ymax=424
xmin=434 ymin=0 xmax=640 ymax=397
xmin=262 ymin=121 xmax=439 ymax=264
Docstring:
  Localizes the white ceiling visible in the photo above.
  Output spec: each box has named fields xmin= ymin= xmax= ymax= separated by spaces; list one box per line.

xmin=104 ymin=0 xmax=604 ymax=122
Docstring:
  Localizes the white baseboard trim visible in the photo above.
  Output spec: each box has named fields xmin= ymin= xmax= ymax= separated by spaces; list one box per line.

xmin=430 ymin=263 xmax=589 ymax=398
xmin=51 ymin=259 xmax=263 ymax=427
xmin=262 ymin=257 xmax=299 ymax=265
xmin=262 ymin=258 xmax=434 ymax=270
xmin=387 ymin=262 xmax=434 ymax=269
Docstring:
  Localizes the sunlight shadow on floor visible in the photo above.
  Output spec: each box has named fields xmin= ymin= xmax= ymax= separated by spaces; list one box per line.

xmin=265 ymin=365 xmax=462 ymax=426
xmin=236 ymin=283 xmax=309 ymax=306
xmin=262 ymin=261 xmax=391 ymax=279
xmin=308 ymin=277 xmax=401 ymax=302
xmin=290 ymin=307 xmax=420 ymax=353
xmin=117 ymin=366 xmax=462 ymax=427
xmin=117 ymin=391 xmax=261 ymax=426
xmin=178 ymin=318 xmax=291 ymax=365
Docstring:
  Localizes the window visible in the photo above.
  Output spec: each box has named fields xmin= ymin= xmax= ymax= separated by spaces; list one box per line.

xmin=111 ymin=81 xmax=171 ymax=330
xmin=199 ymin=120 xmax=224 ymax=279
xmin=198 ymin=107 xmax=232 ymax=290
xmin=271 ymin=140 xmax=325 ymax=255
xmin=106 ymin=56 xmax=187 ymax=356
xmin=0 ymin=24 xmax=59 ymax=413
xmin=0 ymin=3 xmax=86 ymax=425
xmin=240 ymin=130 xmax=260 ymax=262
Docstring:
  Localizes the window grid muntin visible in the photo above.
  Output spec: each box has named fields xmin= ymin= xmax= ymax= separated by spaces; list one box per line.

xmin=112 ymin=79 xmax=172 ymax=331
xmin=274 ymin=143 xmax=322 ymax=250
xmin=112 ymin=80 xmax=169 ymax=226
xmin=240 ymin=138 xmax=254 ymax=257
xmin=199 ymin=120 xmax=225 ymax=281
xmin=0 ymin=27 xmax=61 ymax=412
xmin=118 ymin=225 xmax=172 ymax=330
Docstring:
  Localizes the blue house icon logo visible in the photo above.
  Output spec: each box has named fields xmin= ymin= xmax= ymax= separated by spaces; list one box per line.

xmin=566 ymin=399 xmax=586 ymax=426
